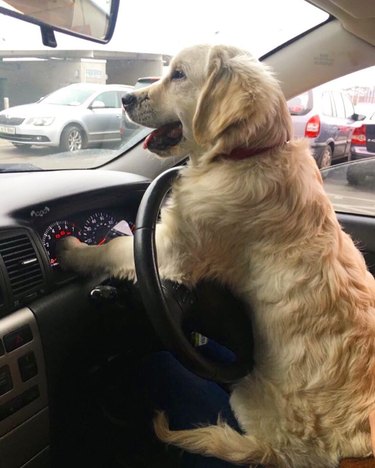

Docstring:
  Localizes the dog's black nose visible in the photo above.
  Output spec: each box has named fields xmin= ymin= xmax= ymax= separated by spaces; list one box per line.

xmin=122 ymin=93 xmax=137 ymax=110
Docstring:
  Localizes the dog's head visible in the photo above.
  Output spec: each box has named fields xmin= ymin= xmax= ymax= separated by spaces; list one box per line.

xmin=123 ymin=44 xmax=292 ymax=162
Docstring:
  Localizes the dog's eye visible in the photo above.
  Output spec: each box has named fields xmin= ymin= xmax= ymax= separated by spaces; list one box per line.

xmin=171 ymin=69 xmax=186 ymax=81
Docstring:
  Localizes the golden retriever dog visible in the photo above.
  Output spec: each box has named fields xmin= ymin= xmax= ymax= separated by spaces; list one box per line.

xmin=58 ymin=44 xmax=375 ymax=467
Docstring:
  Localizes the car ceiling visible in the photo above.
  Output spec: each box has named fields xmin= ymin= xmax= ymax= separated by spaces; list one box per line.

xmin=262 ymin=0 xmax=374 ymax=104
xmin=311 ymin=0 xmax=375 ymax=45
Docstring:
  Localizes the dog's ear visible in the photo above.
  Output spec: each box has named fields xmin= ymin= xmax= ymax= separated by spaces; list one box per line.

xmin=192 ymin=45 xmax=292 ymax=149
xmin=193 ymin=45 xmax=255 ymax=146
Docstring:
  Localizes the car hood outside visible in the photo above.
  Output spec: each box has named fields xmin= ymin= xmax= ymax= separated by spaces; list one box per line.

xmin=0 ymin=103 xmax=84 ymax=119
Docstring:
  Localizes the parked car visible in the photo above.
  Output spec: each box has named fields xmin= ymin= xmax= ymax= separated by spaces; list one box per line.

xmin=134 ymin=76 xmax=160 ymax=89
xmin=0 ymin=83 xmax=133 ymax=151
xmin=288 ymin=87 xmax=360 ymax=168
xmin=350 ymin=111 xmax=375 ymax=160
xmin=348 ymin=112 xmax=375 ymax=185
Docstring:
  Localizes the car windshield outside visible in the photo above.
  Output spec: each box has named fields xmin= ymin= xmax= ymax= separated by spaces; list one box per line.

xmin=41 ymin=86 xmax=96 ymax=106
xmin=0 ymin=1 xmax=373 ymax=174
xmin=0 ymin=0 xmax=332 ymax=171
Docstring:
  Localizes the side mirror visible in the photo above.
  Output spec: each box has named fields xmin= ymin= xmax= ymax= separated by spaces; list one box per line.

xmin=0 ymin=0 xmax=119 ymax=48
xmin=90 ymin=100 xmax=106 ymax=109
xmin=351 ymin=113 xmax=367 ymax=122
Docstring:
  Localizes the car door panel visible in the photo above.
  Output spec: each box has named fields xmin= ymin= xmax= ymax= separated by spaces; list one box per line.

xmin=331 ymin=92 xmax=355 ymax=159
xmin=84 ymin=91 xmax=122 ymax=143
xmin=337 ymin=212 xmax=375 ymax=276
xmin=86 ymin=108 xmax=122 ymax=142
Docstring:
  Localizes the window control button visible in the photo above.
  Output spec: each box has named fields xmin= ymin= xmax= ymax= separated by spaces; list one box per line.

xmin=4 ymin=325 xmax=33 ymax=352
xmin=0 ymin=365 xmax=13 ymax=396
xmin=18 ymin=352 xmax=38 ymax=382
xmin=0 ymin=386 xmax=40 ymax=421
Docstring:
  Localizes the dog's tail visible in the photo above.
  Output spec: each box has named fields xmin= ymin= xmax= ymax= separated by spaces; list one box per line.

xmin=154 ymin=411 xmax=289 ymax=466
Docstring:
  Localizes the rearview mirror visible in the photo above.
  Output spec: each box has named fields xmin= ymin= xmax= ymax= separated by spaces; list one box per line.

xmin=0 ymin=0 xmax=119 ymax=47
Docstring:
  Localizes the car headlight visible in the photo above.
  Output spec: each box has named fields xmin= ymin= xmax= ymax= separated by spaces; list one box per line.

xmin=26 ymin=116 xmax=55 ymax=126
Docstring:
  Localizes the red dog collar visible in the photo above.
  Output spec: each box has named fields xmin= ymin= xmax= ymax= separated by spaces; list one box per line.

xmin=223 ymin=142 xmax=286 ymax=161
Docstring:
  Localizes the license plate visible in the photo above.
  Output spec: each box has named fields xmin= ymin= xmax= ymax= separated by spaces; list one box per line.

xmin=0 ymin=126 xmax=16 ymax=135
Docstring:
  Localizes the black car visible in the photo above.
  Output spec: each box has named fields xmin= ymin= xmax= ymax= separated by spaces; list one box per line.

xmin=350 ymin=112 xmax=375 ymax=160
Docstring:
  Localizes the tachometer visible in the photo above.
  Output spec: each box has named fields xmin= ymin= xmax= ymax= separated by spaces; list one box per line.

xmin=42 ymin=221 xmax=82 ymax=266
xmin=82 ymin=212 xmax=118 ymax=245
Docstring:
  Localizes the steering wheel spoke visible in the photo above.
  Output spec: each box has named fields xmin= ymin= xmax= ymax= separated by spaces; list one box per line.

xmin=162 ymin=280 xmax=196 ymax=325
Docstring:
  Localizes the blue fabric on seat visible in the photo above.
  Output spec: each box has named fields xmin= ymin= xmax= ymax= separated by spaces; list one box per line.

xmin=136 ymin=348 xmax=246 ymax=467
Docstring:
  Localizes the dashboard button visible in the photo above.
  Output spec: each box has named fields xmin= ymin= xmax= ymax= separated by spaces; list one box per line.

xmin=18 ymin=352 xmax=38 ymax=382
xmin=0 ymin=365 xmax=13 ymax=396
xmin=0 ymin=385 xmax=40 ymax=421
xmin=4 ymin=325 xmax=33 ymax=352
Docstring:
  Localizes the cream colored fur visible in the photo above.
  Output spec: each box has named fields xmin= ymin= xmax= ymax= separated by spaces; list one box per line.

xmin=58 ymin=44 xmax=375 ymax=467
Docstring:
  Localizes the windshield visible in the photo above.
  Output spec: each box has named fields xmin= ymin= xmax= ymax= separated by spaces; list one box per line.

xmin=0 ymin=0 xmax=372 ymax=171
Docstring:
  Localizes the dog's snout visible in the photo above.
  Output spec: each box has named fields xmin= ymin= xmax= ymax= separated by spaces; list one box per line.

xmin=122 ymin=93 xmax=137 ymax=110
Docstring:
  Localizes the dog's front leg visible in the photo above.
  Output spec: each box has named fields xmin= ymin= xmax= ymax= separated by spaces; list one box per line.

xmin=57 ymin=235 xmax=135 ymax=280
xmin=153 ymin=222 xmax=185 ymax=282
xmin=57 ymin=221 xmax=180 ymax=281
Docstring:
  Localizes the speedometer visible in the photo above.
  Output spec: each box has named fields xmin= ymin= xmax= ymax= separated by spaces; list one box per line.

xmin=42 ymin=221 xmax=82 ymax=266
xmin=82 ymin=212 xmax=118 ymax=245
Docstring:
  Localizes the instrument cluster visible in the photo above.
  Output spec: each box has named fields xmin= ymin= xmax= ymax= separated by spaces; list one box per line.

xmin=40 ymin=210 xmax=134 ymax=266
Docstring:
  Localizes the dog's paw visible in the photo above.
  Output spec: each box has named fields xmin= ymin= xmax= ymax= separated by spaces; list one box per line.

xmin=56 ymin=236 xmax=87 ymax=271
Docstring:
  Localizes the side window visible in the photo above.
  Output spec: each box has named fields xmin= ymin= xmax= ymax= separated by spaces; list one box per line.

xmin=322 ymin=160 xmax=375 ymax=216
xmin=321 ymin=91 xmax=334 ymax=117
xmin=332 ymin=92 xmax=345 ymax=118
xmin=342 ymin=93 xmax=355 ymax=118
xmin=94 ymin=91 xmax=119 ymax=108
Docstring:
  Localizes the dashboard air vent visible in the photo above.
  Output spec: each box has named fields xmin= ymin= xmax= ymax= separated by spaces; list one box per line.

xmin=0 ymin=233 xmax=44 ymax=299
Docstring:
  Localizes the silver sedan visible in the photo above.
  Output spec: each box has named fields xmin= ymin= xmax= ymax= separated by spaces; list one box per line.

xmin=0 ymin=83 xmax=133 ymax=152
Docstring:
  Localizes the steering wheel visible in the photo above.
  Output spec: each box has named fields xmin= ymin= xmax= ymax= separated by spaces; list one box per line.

xmin=134 ymin=167 xmax=254 ymax=383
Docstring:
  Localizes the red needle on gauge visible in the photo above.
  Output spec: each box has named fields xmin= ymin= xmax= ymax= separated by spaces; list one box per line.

xmin=97 ymin=238 xmax=106 ymax=246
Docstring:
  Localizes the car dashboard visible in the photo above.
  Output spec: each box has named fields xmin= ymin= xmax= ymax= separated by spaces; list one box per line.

xmin=0 ymin=170 xmax=148 ymax=311
xmin=0 ymin=169 xmax=150 ymax=468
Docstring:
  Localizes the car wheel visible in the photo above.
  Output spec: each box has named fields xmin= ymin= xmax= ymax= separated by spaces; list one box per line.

xmin=60 ymin=125 xmax=86 ymax=152
xmin=319 ymin=145 xmax=332 ymax=169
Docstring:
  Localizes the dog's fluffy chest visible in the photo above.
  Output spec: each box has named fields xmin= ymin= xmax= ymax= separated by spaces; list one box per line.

xmin=161 ymin=163 xmax=259 ymax=285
